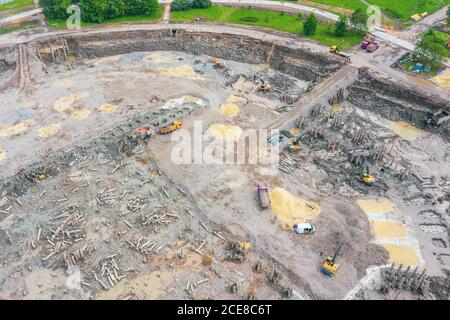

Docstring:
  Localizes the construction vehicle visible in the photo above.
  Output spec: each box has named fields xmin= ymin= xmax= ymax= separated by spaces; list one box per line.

xmin=330 ymin=45 xmax=351 ymax=62
xmin=361 ymin=37 xmax=379 ymax=53
xmin=160 ymin=120 xmax=182 ymax=134
xmin=254 ymin=75 xmax=271 ymax=92
xmin=257 ymin=185 xmax=271 ymax=209
xmin=321 ymin=242 xmax=344 ymax=277
xmin=361 ymin=166 xmax=375 ymax=185
xmin=426 ymin=110 xmax=450 ymax=127
xmin=287 ymin=137 xmax=303 ymax=153
xmin=134 ymin=127 xmax=156 ymax=143
xmin=37 ymin=167 xmax=48 ymax=181
xmin=293 ymin=223 xmax=315 ymax=234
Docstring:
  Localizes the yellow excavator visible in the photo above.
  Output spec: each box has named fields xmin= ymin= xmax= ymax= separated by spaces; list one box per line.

xmin=160 ymin=120 xmax=183 ymax=134
xmin=254 ymin=75 xmax=271 ymax=92
xmin=361 ymin=166 xmax=375 ymax=185
xmin=37 ymin=167 xmax=48 ymax=181
xmin=321 ymin=242 xmax=344 ymax=277
xmin=287 ymin=137 xmax=303 ymax=153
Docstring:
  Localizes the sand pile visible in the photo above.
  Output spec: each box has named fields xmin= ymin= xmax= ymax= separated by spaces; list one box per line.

xmin=0 ymin=119 xmax=36 ymax=137
xmin=208 ymin=124 xmax=242 ymax=141
xmin=388 ymin=121 xmax=428 ymax=142
xmin=37 ymin=123 xmax=61 ymax=138
xmin=269 ymin=187 xmax=320 ymax=229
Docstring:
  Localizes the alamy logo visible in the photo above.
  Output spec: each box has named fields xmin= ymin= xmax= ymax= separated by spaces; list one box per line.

xmin=367 ymin=5 xmax=382 ymax=31
xmin=66 ymin=5 xmax=81 ymax=30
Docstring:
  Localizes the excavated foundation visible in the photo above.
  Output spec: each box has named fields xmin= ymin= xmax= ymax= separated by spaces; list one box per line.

xmin=347 ymin=69 xmax=450 ymax=139
xmin=32 ymin=29 xmax=343 ymax=83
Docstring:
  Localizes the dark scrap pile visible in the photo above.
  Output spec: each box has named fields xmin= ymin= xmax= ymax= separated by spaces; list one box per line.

xmin=380 ymin=264 xmax=428 ymax=295
xmin=225 ymin=241 xmax=246 ymax=263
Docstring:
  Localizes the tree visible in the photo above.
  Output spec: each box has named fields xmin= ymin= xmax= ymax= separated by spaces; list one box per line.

xmin=334 ymin=16 xmax=347 ymax=37
xmin=171 ymin=0 xmax=191 ymax=11
xmin=192 ymin=0 xmax=211 ymax=9
xmin=414 ymin=30 xmax=448 ymax=69
xmin=350 ymin=9 xmax=368 ymax=34
xmin=79 ymin=0 xmax=108 ymax=23
xmin=40 ymin=0 xmax=72 ymax=19
xmin=105 ymin=0 xmax=126 ymax=19
xmin=447 ymin=6 xmax=450 ymax=26
xmin=303 ymin=13 xmax=317 ymax=36
xmin=126 ymin=0 xmax=158 ymax=15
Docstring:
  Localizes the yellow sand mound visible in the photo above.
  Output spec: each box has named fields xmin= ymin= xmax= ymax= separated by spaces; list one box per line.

xmin=146 ymin=52 xmax=179 ymax=64
xmin=97 ymin=104 xmax=118 ymax=113
xmin=0 ymin=149 xmax=5 ymax=162
xmin=53 ymin=92 xmax=89 ymax=112
xmin=372 ymin=221 xmax=408 ymax=239
xmin=382 ymin=244 xmax=420 ymax=266
xmin=156 ymin=65 xmax=203 ymax=80
xmin=356 ymin=199 xmax=394 ymax=215
xmin=0 ymin=119 xmax=36 ymax=137
xmin=388 ymin=121 xmax=428 ymax=142
xmin=70 ymin=107 xmax=91 ymax=120
xmin=208 ymin=124 xmax=242 ymax=141
xmin=220 ymin=103 xmax=240 ymax=116
xmin=432 ymin=68 xmax=450 ymax=89
xmin=269 ymin=187 xmax=320 ymax=229
xmin=37 ymin=123 xmax=61 ymax=138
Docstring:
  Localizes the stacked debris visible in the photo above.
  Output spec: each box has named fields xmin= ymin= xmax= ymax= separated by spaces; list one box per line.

xmin=225 ymin=241 xmax=247 ymax=263
xmin=380 ymin=264 xmax=428 ymax=295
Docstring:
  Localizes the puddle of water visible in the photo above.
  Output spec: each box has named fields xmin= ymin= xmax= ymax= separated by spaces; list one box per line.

xmin=388 ymin=121 xmax=428 ymax=142
xmin=356 ymin=199 xmax=394 ymax=215
xmin=0 ymin=119 xmax=36 ymax=137
xmin=10 ymin=107 xmax=37 ymax=123
xmin=208 ymin=124 xmax=242 ymax=141
xmin=37 ymin=123 xmax=61 ymax=138
xmin=371 ymin=221 xmax=408 ymax=239
xmin=269 ymin=187 xmax=320 ymax=229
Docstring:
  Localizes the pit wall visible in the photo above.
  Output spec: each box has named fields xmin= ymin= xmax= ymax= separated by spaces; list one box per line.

xmin=33 ymin=29 xmax=343 ymax=82
xmin=0 ymin=47 xmax=18 ymax=91
xmin=347 ymin=69 xmax=450 ymax=139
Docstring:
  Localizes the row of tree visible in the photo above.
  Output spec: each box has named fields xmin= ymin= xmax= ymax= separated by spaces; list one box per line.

xmin=40 ymin=0 xmax=159 ymax=23
xmin=171 ymin=0 xmax=211 ymax=12
xmin=303 ymin=9 xmax=368 ymax=37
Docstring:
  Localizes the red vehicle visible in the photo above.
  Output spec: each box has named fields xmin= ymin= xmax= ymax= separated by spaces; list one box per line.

xmin=361 ymin=38 xmax=379 ymax=52
xmin=257 ymin=185 xmax=271 ymax=209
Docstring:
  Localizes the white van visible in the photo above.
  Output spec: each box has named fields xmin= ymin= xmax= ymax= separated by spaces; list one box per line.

xmin=293 ymin=223 xmax=316 ymax=234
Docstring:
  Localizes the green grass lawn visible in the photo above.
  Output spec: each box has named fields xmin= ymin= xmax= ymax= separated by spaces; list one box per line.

xmin=171 ymin=6 xmax=363 ymax=49
xmin=47 ymin=5 xmax=163 ymax=29
xmin=0 ymin=0 xmax=35 ymax=13
xmin=367 ymin=0 xmax=450 ymax=20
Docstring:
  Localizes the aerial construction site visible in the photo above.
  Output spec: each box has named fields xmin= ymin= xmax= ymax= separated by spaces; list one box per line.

xmin=0 ymin=0 xmax=449 ymax=301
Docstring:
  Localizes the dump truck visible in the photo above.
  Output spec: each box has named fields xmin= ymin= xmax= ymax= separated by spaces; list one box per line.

xmin=361 ymin=38 xmax=379 ymax=52
xmin=330 ymin=45 xmax=351 ymax=61
xmin=160 ymin=120 xmax=182 ymax=134
xmin=257 ymin=185 xmax=271 ymax=209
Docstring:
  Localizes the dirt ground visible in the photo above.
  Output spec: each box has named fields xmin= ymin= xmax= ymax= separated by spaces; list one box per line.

xmin=0 ymin=29 xmax=449 ymax=300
